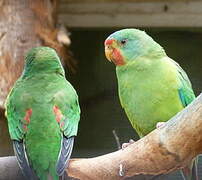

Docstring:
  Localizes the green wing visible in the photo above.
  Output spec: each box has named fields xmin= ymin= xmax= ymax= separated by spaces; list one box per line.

xmin=52 ymin=80 xmax=80 ymax=176
xmin=5 ymin=78 xmax=80 ymax=140
xmin=52 ymin=80 xmax=80 ymax=138
xmin=171 ymin=60 xmax=195 ymax=107
xmin=5 ymin=79 xmax=32 ymax=141
xmin=5 ymin=79 xmax=38 ymax=178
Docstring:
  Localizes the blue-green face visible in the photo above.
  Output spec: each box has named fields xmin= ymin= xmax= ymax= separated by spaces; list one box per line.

xmin=105 ymin=29 xmax=163 ymax=66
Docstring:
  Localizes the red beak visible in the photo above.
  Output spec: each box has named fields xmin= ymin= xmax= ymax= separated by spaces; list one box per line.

xmin=104 ymin=39 xmax=114 ymax=46
xmin=104 ymin=39 xmax=115 ymax=62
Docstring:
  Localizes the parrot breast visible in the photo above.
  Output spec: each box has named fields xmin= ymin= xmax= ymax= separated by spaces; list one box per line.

xmin=116 ymin=58 xmax=185 ymax=137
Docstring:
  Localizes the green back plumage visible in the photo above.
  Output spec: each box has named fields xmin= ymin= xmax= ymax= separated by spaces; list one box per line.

xmin=106 ymin=29 xmax=195 ymax=137
xmin=5 ymin=47 xmax=80 ymax=180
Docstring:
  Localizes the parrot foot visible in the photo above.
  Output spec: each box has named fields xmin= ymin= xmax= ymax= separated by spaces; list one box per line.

xmin=156 ymin=122 xmax=166 ymax=129
xmin=122 ymin=139 xmax=135 ymax=149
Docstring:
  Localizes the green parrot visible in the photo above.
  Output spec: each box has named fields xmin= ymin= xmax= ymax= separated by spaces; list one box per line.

xmin=104 ymin=29 xmax=197 ymax=180
xmin=5 ymin=47 xmax=80 ymax=180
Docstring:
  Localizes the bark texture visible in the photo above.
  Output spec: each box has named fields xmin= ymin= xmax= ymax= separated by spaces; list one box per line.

xmin=0 ymin=94 xmax=202 ymax=180
xmin=0 ymin=0 xmax=72 ymax=108
xmin=67 ymin=93 xmax=202 ymax=179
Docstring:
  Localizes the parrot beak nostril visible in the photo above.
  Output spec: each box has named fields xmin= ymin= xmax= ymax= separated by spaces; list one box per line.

xmin=105 ymin=45 xmax=112 ymax=51
xmin=104 ymin=39 xmax=116 ymax=63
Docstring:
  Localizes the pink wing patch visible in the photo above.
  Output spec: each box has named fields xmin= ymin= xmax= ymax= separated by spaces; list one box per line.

xmin=23 ymin=125 xmax=28 ymax=131
xmin=23 ymin=109 xmax=32 ymax=131
xmin=24 ymin=109 xmax=32 ymax=123
xmin=53 ymin=105 xmax=65 ymax=129
xmin=53 ymin=105 xmax=63 ymax=124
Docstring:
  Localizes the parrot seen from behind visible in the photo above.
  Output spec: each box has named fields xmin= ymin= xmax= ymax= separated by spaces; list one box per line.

xmin=5 ymin=47 xmax=80 ymax=180
xmin=104 ymin=29 xmax=197 ymax=180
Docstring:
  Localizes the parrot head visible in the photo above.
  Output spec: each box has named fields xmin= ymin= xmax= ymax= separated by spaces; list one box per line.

xmin=23 ymin=46 xmax=64 ymax=76
xmin=104 ymin=29 xmax=165 ymax=66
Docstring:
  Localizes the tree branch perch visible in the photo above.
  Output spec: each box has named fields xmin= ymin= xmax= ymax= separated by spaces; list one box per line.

xmin=0 ymin=94 xmax=202 ymax=180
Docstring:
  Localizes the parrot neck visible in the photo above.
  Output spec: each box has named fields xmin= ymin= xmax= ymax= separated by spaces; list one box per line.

xmin=117 ymin=51 xmax=166 ymax=72
xmin=22 ymin=60 xmax=65 ymax=78
xmin=116 ymin=55 xmax=167 ymax=90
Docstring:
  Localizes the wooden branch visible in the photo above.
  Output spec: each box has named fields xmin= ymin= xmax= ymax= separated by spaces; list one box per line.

xmin=0 ymin=94 xmax=202 ymax=180
xmin=67 ymin=93 xmax=202 ymax=179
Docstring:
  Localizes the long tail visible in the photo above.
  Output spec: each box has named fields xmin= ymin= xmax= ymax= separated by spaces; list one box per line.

xmin=181 ymin=157 xmax=198 ymax=180
xmin=56 ymin=136 xmax=74 ymax=178
xmin=13 ymin=140 xmax=38 ymax=180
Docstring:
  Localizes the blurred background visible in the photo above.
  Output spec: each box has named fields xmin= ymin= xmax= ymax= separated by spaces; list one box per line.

xmin=0 ymin=0 xmax=202 ymax=179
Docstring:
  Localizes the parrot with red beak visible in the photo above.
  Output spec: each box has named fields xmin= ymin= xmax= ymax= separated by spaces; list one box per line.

xmin=104 ymin=29 xmax=197 ymax=180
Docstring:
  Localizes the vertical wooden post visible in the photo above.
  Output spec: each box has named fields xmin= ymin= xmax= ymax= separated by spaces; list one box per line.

xmin=0 ymin=0 xmax=70 ymax=109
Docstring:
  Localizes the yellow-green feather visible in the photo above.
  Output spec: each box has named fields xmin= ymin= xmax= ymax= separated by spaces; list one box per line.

xmin=106 ymin=29 xmax=195 ymax=137
xmin=107 ymin=29 xmax=196 ymax=178
xmin=117 ymin=55 xmax=195 ymax=137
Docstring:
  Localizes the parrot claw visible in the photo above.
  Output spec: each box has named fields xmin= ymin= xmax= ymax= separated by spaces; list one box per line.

xmin=122 ymin=139 xmax=135 ymax=150
xmin=156 ymin=122 xmax=166 ymax=129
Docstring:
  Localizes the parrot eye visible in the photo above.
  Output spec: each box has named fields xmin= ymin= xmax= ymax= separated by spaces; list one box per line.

xmin=120 ymin=39 xmax=127 ymax=45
